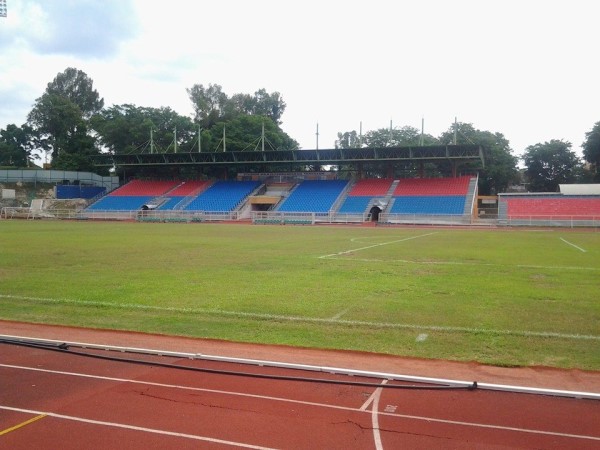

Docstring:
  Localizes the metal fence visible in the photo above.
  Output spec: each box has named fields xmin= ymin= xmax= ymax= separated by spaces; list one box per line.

xmin=499 ymin=215 xmax=600 ymax=228
xmin=0 ymin=169 xmax=119 ymax=191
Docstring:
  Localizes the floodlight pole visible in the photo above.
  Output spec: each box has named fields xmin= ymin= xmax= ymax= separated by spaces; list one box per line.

xmin=453 ymin=117 xmax=458 ymax=145
xmin=174 ymin=127 xmax=177 ymax=153
xmin=420 ymin=117 xmax=424 ymax=146
xmin=316 ymin=123 xmax=319 ymax=150
xmin=198 ymin=126 xmax=202 ymax=152
xmin=359 ymin=121 xmax=362 ymax=147
xmin=261 ymin=121 xmax=265 ymax=152
xmin=223 ymin=126 xmax=226 ymax=152
xmin=150 ymin=128 xmax=154 ymax=154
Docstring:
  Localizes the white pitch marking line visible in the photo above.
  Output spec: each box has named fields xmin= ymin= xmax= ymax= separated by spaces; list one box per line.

xmin=560 ymin=238 xmax=587 ymax=253
xmin=331 ymin=308 xmax=350 ymax=320
xmin=2 ymin=295 xmax=599 ymax=341
xmin=319 ymin=232 xmax=438 ymax=258
xmin=0 ymin=405 xmax=276 ymax=449
xmin=370 ymin=380 xmax=388 ymax=450
xmin=320 ymin=257 xmax=600 ymax=271
xmin=2 ymin=366 xmax=599 ymax=442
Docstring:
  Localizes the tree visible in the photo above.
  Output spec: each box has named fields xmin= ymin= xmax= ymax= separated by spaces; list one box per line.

xmin=337 ymin=125 xmax=438 ymax=149
xmin=26 ymin=68 xmax=105 ymax=171
xmin=228 ymin=89 xmax=286 ymax=125
xmin=582 ymin=121 xmax=600 ymax=180
xmin=92 ymin=104 xmax=196 ymax=154
xmin=0 ymin=124 xmax=39 ymax=167
xmin=439 ymin=123 xmax=518 ymax=195
xmin=364 ymin=126 xmax=422 ymax=147
xmin=336 ymin=130 xmax=361 ymax=149
xmin=45 ymin=67 xmax=104 ymax=119
xmin=28 ymin=94 xmax=87 ymax=159
xmin=187 ymin=83 xmax=229 ymax=129
xmin=522 ymin=140 xmax=581 ymax=192
xmin=187 ymin=84 xmax=287 ymax=129
xmin=214 ymin=115 xmax=298 ymax=152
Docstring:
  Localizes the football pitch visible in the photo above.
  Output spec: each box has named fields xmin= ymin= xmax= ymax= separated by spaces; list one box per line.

xmin=1 ymin=221 xmax=599 ymax=370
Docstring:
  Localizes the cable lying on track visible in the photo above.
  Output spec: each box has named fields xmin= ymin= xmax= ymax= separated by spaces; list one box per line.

xmin=0 ymin=337 xmax=478 ymax=391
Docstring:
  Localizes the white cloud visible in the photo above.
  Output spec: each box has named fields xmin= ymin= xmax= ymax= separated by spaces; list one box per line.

xmin=1 ymin=0 xmax=598 ymax=156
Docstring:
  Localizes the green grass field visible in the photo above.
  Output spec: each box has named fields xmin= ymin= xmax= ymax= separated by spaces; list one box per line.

xmin=1 ymin=221 xmax=599 ymax=370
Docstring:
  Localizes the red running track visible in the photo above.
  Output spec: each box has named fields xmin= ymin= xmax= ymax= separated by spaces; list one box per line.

xmin=1 ymin=341 xmax=599 ymax=449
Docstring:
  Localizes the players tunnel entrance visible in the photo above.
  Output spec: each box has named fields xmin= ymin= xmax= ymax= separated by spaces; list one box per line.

xmin=369 ymin=206 xmax=382 ymax=222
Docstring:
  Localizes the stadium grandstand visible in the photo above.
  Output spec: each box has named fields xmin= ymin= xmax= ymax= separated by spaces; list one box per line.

xmin=499 ymin=184 xmax=600 ymax=227
xmin=2 ymin=142 xmax=599 ymax=227
xmin=79 ymin=174 xmax=478 ymax=225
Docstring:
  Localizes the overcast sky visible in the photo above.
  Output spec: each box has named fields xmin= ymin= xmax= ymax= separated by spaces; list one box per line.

xmin=1 ymin=0 xmax=598 ymax=156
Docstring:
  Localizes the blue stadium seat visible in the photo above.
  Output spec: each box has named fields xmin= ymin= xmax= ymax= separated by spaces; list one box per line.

xmin=278 ymin=180 xmax=348 ymax=213
xmin=184 ymin=181 xmax=260 ymax=212
xmin=390 ymin=196 xmax=465 ymax=214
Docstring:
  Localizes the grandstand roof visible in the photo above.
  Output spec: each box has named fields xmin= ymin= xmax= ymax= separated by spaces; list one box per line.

xmin=91 ymin=144 xmax=484 ymax=170
xmin=559 ymin=184 xmax=600 ymax=195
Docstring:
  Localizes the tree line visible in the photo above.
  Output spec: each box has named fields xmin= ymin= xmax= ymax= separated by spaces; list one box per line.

xmin=1 ymin=67 xmax=599 ymax=194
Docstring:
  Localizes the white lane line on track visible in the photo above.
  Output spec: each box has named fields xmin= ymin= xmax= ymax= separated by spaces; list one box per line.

xmin=0 ymin=406 xmax=275 ymax=449
xmin=2 ymin=294 xmax=598 ymax=341
xmin=371 ymin=380 xmax=388 ymax=450
xmin=2 ymin=364 xmax=599 ymax=442
xmin=560 ymin=238 xmax=587 ymax=253
xmin=319 ymin=232 xmax=438 ymax=258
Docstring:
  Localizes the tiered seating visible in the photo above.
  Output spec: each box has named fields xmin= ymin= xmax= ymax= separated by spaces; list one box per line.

xmin=56 ymin=185 xmax=106 ymax=199
xmin=157 ymin=181 xmax=211 ymax=210
xmin=87 ymin=196 xmax=154 ymax=211
xmin=184 ymin=180 xmax=260 ymax=212
xmin=338 ymin=178 xmax=393 ymax=213
xmin=167 ymin=180 xmax=211 ymax=196
xmin=347 ymin=178 xmax=394 ymax=196
xmin=278 ymin=180 xmax=348 ymax=213
xmin=504 ymin=196 xmax=600 ymax=219
xmin=390 ymin=176 xmax=472 ymax=215
xmin=393 ymin=176 xmax=470 ymax=196
xmin=87 ymin=180 xmax=179 ymax=211
xmin=392 ymin=196 xmax=466 ymax=214
xmin=110 ymin=180 xmax=179 ymax=196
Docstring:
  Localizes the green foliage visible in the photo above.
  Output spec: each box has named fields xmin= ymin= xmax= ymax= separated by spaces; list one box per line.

xmin=186 ymin=83 xmax=295 ymax=152
xmin=0 ymin=124 xmax=39 ymax=167
xmin=523 ymin=140 xmax=582 ymax=192
xmin=92 ymin=104 xmax=196 ymax=154
xmin=187 ymin=83 xmax=287 ymax=128
xmin=582 ymin=121 xmax=600 ymax=180
xmin=439 ymin=122 xmax=518 ymax=195
xmin=45 ymin=67 xmax=104 ymax=119
xmin=187 ymin=83 xmax=229 ymax=129
xmin=364 ymin=126 xmax=423 ymax=147
xmin=213 ymin=115 xmax=298 ymax=152
xmin=336 ymin=121 xmax=518 ymax=190
xmin=337 ymin=126 xmax=437 ymax=149
xmin=27 ymin=68 xmax=104 ymax=171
